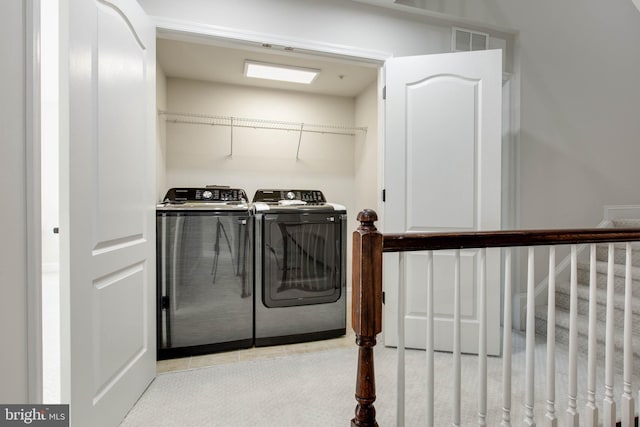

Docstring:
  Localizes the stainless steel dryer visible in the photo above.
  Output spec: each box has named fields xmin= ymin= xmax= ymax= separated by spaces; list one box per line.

xmin=156 ymin=187 xmax=253 ymax=359
xmin=252 ymin=189 xmax=347 ymax=346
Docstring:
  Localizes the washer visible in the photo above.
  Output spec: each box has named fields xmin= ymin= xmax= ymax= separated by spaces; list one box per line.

xmin=156 ymin=187 xmax=253 ymax=359
xmin=252 ymin=189 xmax=347 ymax=346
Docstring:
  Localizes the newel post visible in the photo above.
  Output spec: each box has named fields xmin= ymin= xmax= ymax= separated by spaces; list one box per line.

xmin=351 ymin=209 xmax=383 ymax=427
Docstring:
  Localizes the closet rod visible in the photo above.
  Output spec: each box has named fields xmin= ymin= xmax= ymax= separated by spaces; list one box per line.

xmin=158 ymin=110 xmax=367 ymax=136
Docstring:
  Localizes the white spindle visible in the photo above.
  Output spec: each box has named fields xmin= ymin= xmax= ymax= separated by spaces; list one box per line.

xmin=566 ymin=245 xmax=579 ymax=427
xmin=585 ymin=244 xmax=598 ymax=427
xmin=453 ymin=249 xmax=461 ymax=427
xmin=426 ymin=251 xmax=434 ymax=427
xmin=397 ymin=252 xmax=406 ymax=427
xmin=545 ymin=247 xmax=557 ymax=427
xmin=603 ymin=243 xmax=616 ymax=427
xmin=478 ymin=248 xmax=487 ymax=427
xmin=621 ymin=243 xmax=635 ymax=427
xmin=524 ymin=247 xmax=536 ymax=426
xmin=501 ymin=248 xmax=513 ymax=427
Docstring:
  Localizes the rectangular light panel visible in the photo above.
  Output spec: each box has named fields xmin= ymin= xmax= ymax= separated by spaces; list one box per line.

xmin=244 ymin=60 xmax=319 ymax=84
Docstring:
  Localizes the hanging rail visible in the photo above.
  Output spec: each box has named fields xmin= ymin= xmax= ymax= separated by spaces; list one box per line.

xmin=158 ymin=110 xmax=367 ymax=158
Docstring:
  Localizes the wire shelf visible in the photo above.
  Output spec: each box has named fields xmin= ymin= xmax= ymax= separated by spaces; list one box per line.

xmin=159 ymin=110 xmax=367 ymax=159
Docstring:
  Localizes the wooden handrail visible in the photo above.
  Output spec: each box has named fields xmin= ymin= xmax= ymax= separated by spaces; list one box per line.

xmin=351 ymin=209 xmax=640 ymax=426
xmin=383 ymin=228 xmax=640 ymax=252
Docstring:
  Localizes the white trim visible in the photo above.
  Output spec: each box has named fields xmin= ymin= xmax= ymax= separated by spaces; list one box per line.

xmin=153 ymin=16 xmax=390 ymax=65
xmin=58 ymin=0 xmax=71 ymax=404
xmin=26 ymin=0 xmax=43 ymax=404
xmin=42 ymin=263 xmax=59 ymax=274
xmin=603 ymin=205 xmax=640 ymax=221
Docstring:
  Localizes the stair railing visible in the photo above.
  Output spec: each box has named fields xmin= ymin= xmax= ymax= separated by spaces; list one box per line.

xmin=351 ymin=209 xmax=640 ymax=427
xmin=533 ymin=217 xmax=611 ymax=308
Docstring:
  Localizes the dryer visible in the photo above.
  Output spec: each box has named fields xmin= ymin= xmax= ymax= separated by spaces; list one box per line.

xmin=156 ymin=187 xmax=253 ymax=359
xmin=252 ymin=189 xmax=347 ymax=346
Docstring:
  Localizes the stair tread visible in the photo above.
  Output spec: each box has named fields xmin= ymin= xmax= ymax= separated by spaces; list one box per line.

xmin=554 ymin=280 xmax=640 ymax=309
xmin=577 ymin=260 xmax=640 ymax=277
xmin=536 ymin=307 xmax=640 ymax=352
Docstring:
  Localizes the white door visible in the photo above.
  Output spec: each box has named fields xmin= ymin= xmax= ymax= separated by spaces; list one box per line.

xmin=59 ymin=0 xmax=156 ymax=425
xmin=383 ymin=50 xmax=502 ymax=355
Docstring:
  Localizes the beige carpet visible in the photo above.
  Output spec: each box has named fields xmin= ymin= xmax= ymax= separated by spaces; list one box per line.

xmin=120 ymin=330 xmax=637 ymax=426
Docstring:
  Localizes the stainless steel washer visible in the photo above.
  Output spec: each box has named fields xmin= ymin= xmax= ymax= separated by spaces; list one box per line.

xmin=156 ymin=187 xmax=253 ymax=359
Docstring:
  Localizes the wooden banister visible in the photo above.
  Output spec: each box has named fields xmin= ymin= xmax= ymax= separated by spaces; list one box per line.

xmin=383 ymin=228 xmax=640 ymax=252
xmin=351 ymin=209 xmax=383 ymax=427
xmin=350 ymin=209 xmax=640 ymax=426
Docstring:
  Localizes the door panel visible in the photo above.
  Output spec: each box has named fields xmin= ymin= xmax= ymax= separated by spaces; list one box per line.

xmin=383 ymin=50 xmax=502 ymax=355
xmin=61 ymin=0 xmax=155 ymax=425
xmin=95 ymin=2 xmax=148 ymax=244
xmin=407 ymin=76 xmax=478 ymax=230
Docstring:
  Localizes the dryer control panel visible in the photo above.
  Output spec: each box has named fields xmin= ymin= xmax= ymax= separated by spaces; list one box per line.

xmin=253 ymin=189 xmax=326 ymax=204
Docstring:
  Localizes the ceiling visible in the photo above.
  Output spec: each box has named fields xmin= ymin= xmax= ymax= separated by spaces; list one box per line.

xmin=156 ymin=37 xmax=380 ymax=97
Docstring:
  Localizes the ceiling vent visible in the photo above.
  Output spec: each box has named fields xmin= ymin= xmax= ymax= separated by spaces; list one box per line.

xmin=452 ymin=27 xmax=489 ymax=52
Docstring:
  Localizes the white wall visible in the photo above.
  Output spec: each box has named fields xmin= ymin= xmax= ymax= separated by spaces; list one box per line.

xmin=164 ymin=78 xmax=358 ymax=212
xmin=0 ymin=0 xmax=29 ymax=403
xmin=141 ymin=0 xmax=453 ymax=58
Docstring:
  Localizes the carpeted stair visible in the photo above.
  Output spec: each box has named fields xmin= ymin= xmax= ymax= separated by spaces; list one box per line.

xmin=535 ymin=219 xmax=640 ymax=372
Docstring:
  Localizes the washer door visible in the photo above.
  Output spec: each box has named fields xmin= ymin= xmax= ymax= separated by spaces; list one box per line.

xmin=262 ymin=212 xmax=343 ymax=307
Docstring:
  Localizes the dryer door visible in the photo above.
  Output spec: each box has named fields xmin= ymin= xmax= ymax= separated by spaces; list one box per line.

xmin=261 ymin=212 xmax=343 ymax=307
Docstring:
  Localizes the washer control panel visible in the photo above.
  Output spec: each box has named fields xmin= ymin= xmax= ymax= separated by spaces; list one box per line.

xmin=162 ymin=187 xmax=247 ymax=203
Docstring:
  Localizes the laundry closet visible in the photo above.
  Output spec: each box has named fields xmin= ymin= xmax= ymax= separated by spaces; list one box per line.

xmin=154 ymin=34 xmax=380 ymax=357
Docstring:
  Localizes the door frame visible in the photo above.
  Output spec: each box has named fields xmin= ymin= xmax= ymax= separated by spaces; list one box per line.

xmin=26 ymin=0 xmax=44 ymax=403
xmin=153 ymin=17 xmax=390 ymax=66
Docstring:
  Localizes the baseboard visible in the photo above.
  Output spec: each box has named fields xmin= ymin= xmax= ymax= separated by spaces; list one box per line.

xmin=604 ymin=205 xmax=640 ymax=221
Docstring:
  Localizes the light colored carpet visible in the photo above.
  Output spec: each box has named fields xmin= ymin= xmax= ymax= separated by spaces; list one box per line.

xmin=120 ymin=331 xmax=637 ymax=426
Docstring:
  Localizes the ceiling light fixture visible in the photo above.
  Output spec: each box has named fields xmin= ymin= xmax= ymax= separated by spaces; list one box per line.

xmin=244 ymin=60 xmax=320 ymax=84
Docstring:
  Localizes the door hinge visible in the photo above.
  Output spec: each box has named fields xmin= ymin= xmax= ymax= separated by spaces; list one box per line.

xmin=382 ymin=86 xmax=386 ymax=100
xmin=382 ymin=189 xmax=386 ymax=202
xmin=161 ymin=296 xmax=170 ymax=310
xmin=382 ymin=291 xmax=385 ymax=305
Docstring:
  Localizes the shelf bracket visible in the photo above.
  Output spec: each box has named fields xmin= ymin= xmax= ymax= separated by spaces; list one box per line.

xmin=296 ymin=123 xmax=304 ymax=160
xmin=229 ymin=116 xmax=234 ymax=157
